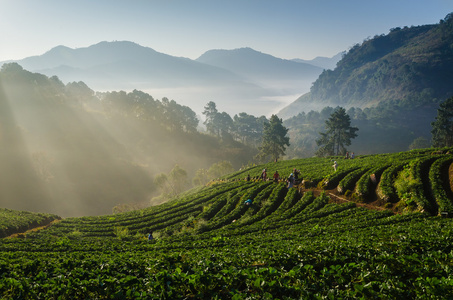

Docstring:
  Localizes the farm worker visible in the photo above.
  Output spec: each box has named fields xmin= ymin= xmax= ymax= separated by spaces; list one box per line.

xmin=261 ymin=169 xmax=267 ymax=181
xmin=244 ymin=199 xmax=252 ymax=205
xmin=245 ymin=174 xmax=251 ymax=181
xmin=273 ymin=171 xmax=280 ymax=182
xmin=333 ymin=161 xmax=338 ymax=171
xmin=351 ymin=152 xmax=355 ymax=159
xmin=148 ymin=232 xmax=153 ymax=241
xmin=287 ymin=173 xmax=295 ymax=188
xmin=293 ymin=168 xmax=300 ymax=181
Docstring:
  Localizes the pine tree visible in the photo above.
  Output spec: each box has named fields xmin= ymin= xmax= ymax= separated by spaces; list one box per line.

xmin=316 ymin=107 xmax=358 ymax=156
xmin=256 ymin=115 xmax=290 ymax=162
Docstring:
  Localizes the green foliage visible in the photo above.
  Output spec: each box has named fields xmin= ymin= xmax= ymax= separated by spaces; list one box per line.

xmin=113 ymin=226 xmax=130 ymax=240
xmin=0 ymin=208 xmax=60 ymax=238
xmin=256 ymin=115 xmax=290 ymax=162
xmin=154 ymin=164 xmax=189 ymax=198
xmin=409 ymin=136 xmax=431 ymax=150
xmin=1 ymin=147 xmax=453 ymax=298
xmin=316 ymin=107 xmax=358 ymax=156
xmin=429 ymin=156 xmax=453 ymax=214
xmin=431 ymin=96 xmax=453 ymax=147
xmin=283 ymin=16 xmax=453 ymax=157
xmin=193 ymin=161 xmax=235 ymax=186
xmin=0 ymin=65 xmax=257 ymax=216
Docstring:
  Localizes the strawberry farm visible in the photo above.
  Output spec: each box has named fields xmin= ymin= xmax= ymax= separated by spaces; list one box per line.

xmin=1 ymin=147 xmax=453 ymax=299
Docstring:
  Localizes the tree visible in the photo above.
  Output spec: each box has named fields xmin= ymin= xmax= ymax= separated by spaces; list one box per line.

xmin=233 ymin=112 xmax=265 ymax=147
xmin=431 ymin=97 xmax=453 ymax=147
xmin=192 ymin=161 xmax=235 ymax=186
xmin=256 ymin=115 xmax=290 ymax=162
xmin=316 ymin=107 xmax=358 ymax=156
xmin=215 ymin=112 xmax=234 ymax=139
xmin=409 ymin=137 xmax=430 ymax=150
xmin=202 ymin=101 xmax=218 ymax=135
xmin=154 ymin=164 xmax=188 ymax=197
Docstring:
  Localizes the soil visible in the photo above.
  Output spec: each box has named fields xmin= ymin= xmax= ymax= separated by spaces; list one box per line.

xmin=299 ymin=182 xmax=395 ymax=213
xmin=6 ymin=219 xmax=61 ymax=239
xmin=449 ymin=163 xmax=453 ymax=193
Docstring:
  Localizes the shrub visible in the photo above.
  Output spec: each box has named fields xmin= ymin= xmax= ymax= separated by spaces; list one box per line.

xmin=113 ymin=226 xmax=130 ymax=240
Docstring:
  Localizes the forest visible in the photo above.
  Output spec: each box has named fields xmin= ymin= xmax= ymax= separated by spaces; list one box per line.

xmin=1 ymin=58 xmax=452 ymax=216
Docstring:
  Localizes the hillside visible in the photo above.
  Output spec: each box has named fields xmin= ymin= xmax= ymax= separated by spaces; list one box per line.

xmin=279 ymin=13 xmax=453 ymax=118
xmin=1 ymin=148 xmax=453 ymax=298
xmin=0 ymin=63 xmax=255 ymax=217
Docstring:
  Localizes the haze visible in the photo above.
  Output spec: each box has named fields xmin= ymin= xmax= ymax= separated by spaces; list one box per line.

xmin=1 ymin=0 xmax=452 ymax=62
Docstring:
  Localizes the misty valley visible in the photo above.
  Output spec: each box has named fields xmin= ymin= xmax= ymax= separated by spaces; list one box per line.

xmin=2 ymin=12 xmax=453 ymax=299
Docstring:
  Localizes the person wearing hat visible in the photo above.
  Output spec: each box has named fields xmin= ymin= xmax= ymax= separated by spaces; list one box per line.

xmin=287 ymin=173 xmax=295 ymax=188
xmin=273 ymin=170 xmax=280 ymax=182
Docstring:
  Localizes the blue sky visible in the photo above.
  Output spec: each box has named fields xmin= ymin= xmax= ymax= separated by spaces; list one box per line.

xmin=1 ymin=0 xmax=453 ymax=62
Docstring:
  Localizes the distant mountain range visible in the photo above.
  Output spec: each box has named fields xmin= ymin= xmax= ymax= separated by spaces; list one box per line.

xmin=278 ymin=13 xmax=453 ymax=118
xmin=291 ymin=52 xmax=344 ymax=70
xmin=1 ymin=41 xmax=340 ymax=116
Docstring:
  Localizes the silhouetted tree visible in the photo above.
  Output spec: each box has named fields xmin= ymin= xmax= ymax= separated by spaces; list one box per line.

xmin=202 ymin=101 xmax=218 ymax=135
xmin=316 ymin=107 xmax=358 ymax=156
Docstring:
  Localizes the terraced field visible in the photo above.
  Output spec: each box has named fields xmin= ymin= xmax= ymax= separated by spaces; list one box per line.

xmin=1 ymin=147 xmax=453 ymax=298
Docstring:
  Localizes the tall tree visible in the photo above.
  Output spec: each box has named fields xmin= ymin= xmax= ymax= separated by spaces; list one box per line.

xmin=202 ymin=101 xmax=218 ymax=135
xmin=431 ymin=96 xmax=453 ymax=147
xmin=233 ymin=112 xmax=265 ymax=147
xmin=215 ymin=112 xmax=234 ymax=139
xmin=256 ymin=115 xmax=290 ymax=162
xmin=316 ymin=107 xmax=358 ymax=156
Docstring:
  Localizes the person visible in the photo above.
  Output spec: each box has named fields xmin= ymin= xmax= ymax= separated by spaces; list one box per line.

xmin=245 ymin=174 xmax=251 ymax=181
xmin=148 ymin=232 xmax=153 ymax=241
xmin=273 ymin=171 xmax=280 ymax=182
xmin=345 ymin=152 xmax=349 ymax=159
xmin=287 ymin=173 xmax=295 ymax=188
xmin=351 ymin=152 xmax=355 ymax=159
xmin=244 ymin=199 xmax=252 ymax=206
xmin=293 ymin=168 xmax=300 ymax=181
xmin=333 ymin=161 xmax=338 ymax=171
xmin=261 ymin=169 xmax=267 ymax=181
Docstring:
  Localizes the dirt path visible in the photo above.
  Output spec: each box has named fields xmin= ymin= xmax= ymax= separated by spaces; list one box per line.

xmin=449 ymin=163 xmax=453 ymax=193
xmin=6 ymin=219 xmax=61 ymax=239
xmin=300 ymin=184 xmax=394 ymax=213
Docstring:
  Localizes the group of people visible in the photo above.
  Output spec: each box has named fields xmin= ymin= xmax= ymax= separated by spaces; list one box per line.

xmin=332 ymin=151 xmax=356 ymax=171
xmin=256 ymin=168 xmax=300 ymax=189
xmin=344 ymin=151 xmax=355 ymax=159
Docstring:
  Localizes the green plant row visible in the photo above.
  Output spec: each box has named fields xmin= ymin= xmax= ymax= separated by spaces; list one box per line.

xmin=429 ymin=156 xmax=453 ymax=214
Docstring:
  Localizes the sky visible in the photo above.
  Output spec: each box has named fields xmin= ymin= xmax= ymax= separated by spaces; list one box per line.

xmin=1 ymin=0 xmax=453 ymax=62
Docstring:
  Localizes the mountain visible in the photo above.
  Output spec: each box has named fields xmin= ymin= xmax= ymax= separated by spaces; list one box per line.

xmin=196 ymin=47 xmax=323 ymax=81
xmin=2 ymin=41 xmax=322 ymax=116
xmin=291 ymin=52 xmax=343 ymax=70
xmin=279 ymin=13 xmax=453 ymax=119
xmin=18 ymin=41 xmax=246 ymax=88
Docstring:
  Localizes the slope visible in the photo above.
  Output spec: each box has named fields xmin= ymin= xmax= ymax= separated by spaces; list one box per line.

xmin=279 ymin=13 xmax=453 ymax=118
xmin=1 ymin=148 xmax=453 ymax=298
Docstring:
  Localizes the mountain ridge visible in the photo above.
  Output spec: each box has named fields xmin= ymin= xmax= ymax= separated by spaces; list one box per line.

xmin=0 ymin=41 xmax=334 ymax=116
xmin=278 ymin=14 xmax=453 ymax=118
